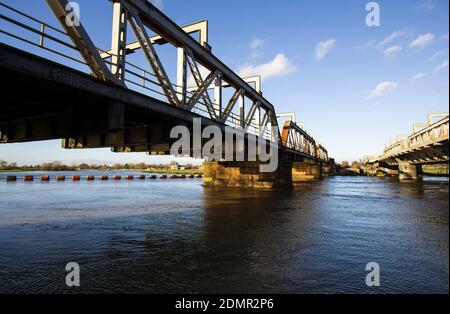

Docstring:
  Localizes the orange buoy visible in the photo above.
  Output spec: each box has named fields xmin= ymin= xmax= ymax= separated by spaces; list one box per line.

xmin=126 ymin=175 xmax=134 ymax=180
xmin=23 ymin=175 xmax=34 ymax=182
xmin=56 ymin=176 xmax=65 ymax=181
xmin=40 ymin=176 xmax=50 ymax=182
xmin=72 ymin=175 xmax=81 ymax=181
xmin=138 ymin=175 xmax=146 ymax=180
xmin=86 ymin=175 xmax=95 ymax=181
xmin=114 ymin=175 xmax=122 ymax=180
xmin=100 ymin=175 xmax=108 ymax=181
xmin=6 ymin=176 xmax=17 ymax=182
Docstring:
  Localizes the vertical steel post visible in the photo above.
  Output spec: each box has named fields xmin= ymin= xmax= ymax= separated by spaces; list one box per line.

xmin=110 ymin=1 xmax=128 ymax=80
xmin=214 ymin=74 xmax=222 ymax=118
xmin=176 ymin=47 xmax=187 ymax=105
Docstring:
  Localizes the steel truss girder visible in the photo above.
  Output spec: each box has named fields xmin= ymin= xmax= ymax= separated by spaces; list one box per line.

xmin=45 ymin=0 xmax=122 ymax=85
xmin=119 ymin=0 xmax=277 ymax=119
xmin=221 ymin=89 xmax=244 ymax=123
xmin=244 ymin=101 xmax=261 ymax=130
xmin=259 ymin=111 xmax=270 ymax=137
xmin=184 ymin=48 xmax=217 ymax=118
xmin=123 ymin=1 xmax=180 ymax=108
xmin=100 ymin=20 xmax=209 ymax=59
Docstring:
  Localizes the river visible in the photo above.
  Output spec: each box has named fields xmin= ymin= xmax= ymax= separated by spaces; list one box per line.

xmin=0 ymin=172 xmax=448 ymax=293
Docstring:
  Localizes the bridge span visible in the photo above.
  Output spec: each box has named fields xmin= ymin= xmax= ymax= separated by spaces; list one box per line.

xmin=0 ymin=0 xmax=334 ymax=188
xmin=363 ymin=113 xmax=449 ymax=180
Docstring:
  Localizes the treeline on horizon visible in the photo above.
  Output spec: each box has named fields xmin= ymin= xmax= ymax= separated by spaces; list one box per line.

xmin=0 ymin=160 xmax=200 ymax=171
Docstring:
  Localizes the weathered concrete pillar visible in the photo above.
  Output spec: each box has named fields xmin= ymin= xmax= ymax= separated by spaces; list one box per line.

xmin=292 ymin=161 xmax=322 ymax=182
xmin=397 ymin=160 xmax=419 ymax=180
xmin=203 ymin=161 xmax=293 ymax=189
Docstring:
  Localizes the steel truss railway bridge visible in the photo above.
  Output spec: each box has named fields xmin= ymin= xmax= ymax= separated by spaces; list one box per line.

xmin=0 ymin=0 xmax=334 ymax=188
xmin=363 ymin=113 xmax=449 ymax=180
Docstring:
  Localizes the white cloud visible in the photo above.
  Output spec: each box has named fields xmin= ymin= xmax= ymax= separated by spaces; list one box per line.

xmin=237 ymin=53 xmax=297 ymax=81
xmin=413 ymin=73 xmax=426 ymax=81
xmin=250 ymin=38 xmax=266 ymax=50
xmin=366 ymin=81 xmax=399 ymax=99
xmin=410 ymin=33 xmax=435 ymax=49
xmin=417 ymin=0 xmax=435 ymax=11
xmin=440 ymin=34 xmax=449 ymax=41
xmin=378 ymin=29 xmax=409 ymax=47
xmin=434 ymin=60 xmax=449 ymax=73
xmin=315 ymin=39 xmax=336 ymax=60
xmin=384 ymin=45 xmax=403 ymax=56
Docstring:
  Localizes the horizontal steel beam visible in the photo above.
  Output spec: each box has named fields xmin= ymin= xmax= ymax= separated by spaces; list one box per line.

xmin=100 ymin=20 xmax=209 ymax=59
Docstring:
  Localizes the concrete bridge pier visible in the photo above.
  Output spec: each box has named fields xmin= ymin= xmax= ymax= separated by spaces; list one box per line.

xmin=397 ymin=160 xmax=421 ymax=180
xmin=321 ymin=162 xmax=336 ymax=176
xmin=202 ymin=161 xmax=293 ymax=189
xmin=292 ymin=161 xmax=322 ymax=182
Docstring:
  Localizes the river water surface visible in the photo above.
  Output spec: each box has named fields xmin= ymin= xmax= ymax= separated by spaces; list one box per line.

xmin=0 ymin=172 xmax=448 ymax=293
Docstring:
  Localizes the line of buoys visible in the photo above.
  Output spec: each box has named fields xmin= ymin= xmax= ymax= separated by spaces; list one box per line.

xmin=4 ymin=174 xmax=202 ymax=182
xmin=72 ymin=175 xmax=81 ymax=181
xmin=40 ymin=176 xmax=50 ymax=182
xmin=24 ymin=175 xmax=34 ymax=182
xmin=56 ymin=176 xmax=65 ymax=181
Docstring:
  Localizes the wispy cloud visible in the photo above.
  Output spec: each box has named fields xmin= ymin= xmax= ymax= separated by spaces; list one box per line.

xmin=249 ymin=38 xmax=267 ymax=60
xmin=384 ymin=45 xmax=403 ymax=56
xmin=315 ymin=39 xmax=336 ymax=60
xmin=434 ymin=60 xmax=449 ymax=73
xmin=250 ymin=38 xmax=266 ymax=50
xmin=237 ymin=53 xmax=297 ymax=81
xmin=429 ymin=51 xmax=442 ymax=61
xmin=378 ymin=29 xmax=409 ymax=47
xmin=417 ymin=0 xmax=435 ymax=11
xmin=410 ymin=33 xmax=435 ymax=49
xmin=366 ymin=81 xmax=399 ymax=99
xmin=413 ymin=73 xmax=426 ymax=82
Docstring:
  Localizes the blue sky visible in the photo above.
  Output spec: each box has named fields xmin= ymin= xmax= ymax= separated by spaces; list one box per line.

xmin=0 ymin=0 xmax=448 ymax=164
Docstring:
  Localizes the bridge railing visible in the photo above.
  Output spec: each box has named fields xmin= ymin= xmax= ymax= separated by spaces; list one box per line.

xmin=379 ymin=114 xmax=449 ymax=161
xmin=408 ymin=116 xmax=449 ymax=150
